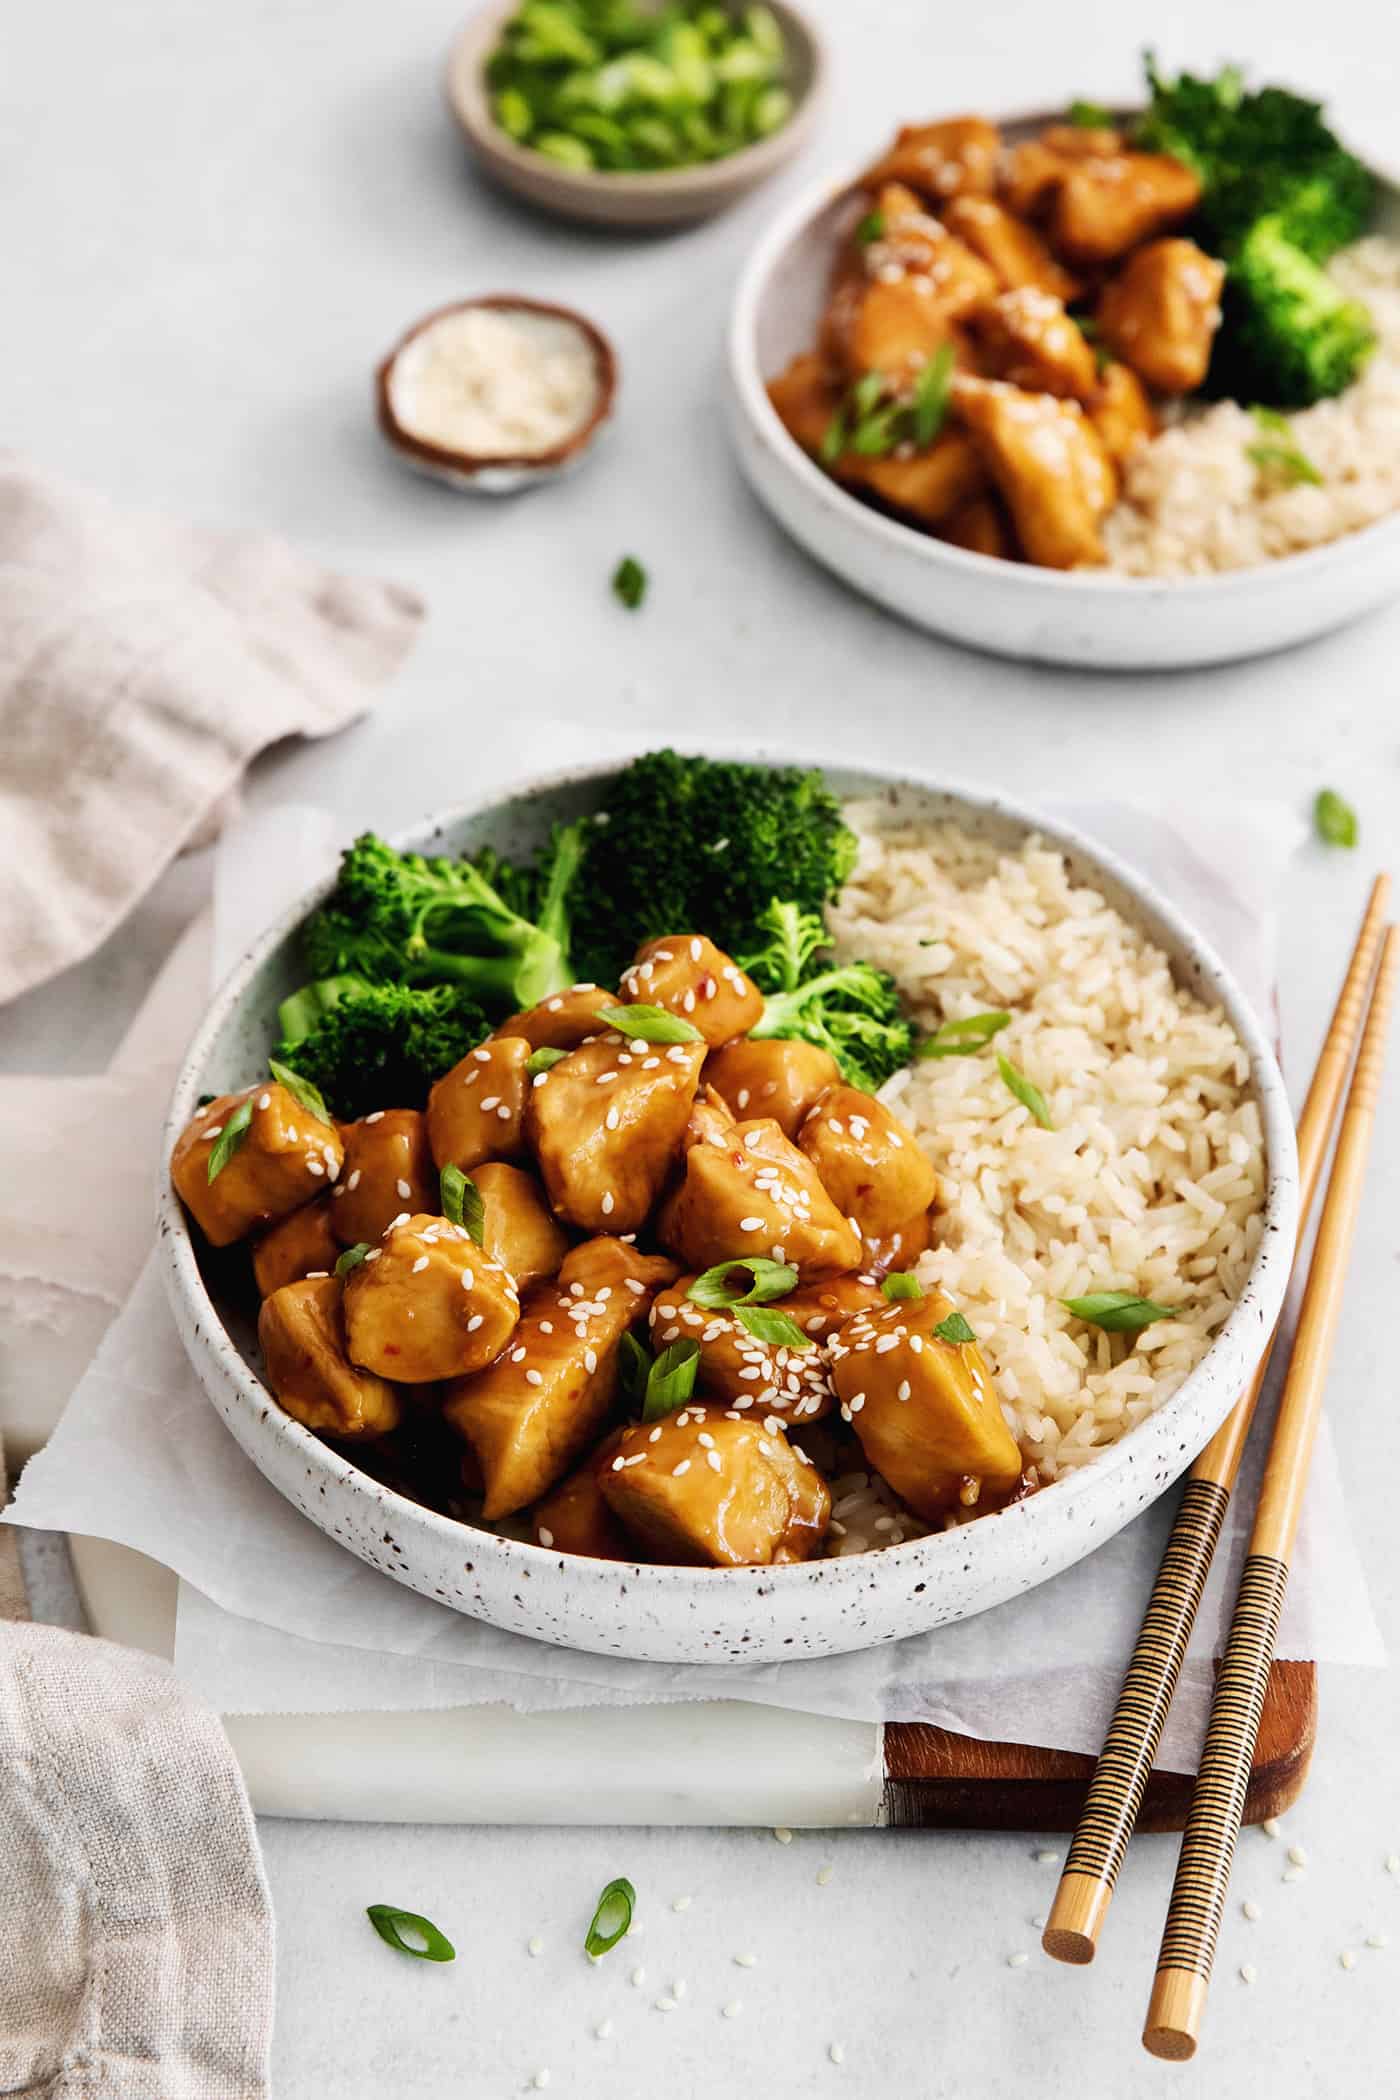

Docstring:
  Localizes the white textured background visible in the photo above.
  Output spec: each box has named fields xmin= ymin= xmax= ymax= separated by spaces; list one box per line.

xmin=4 ymin=1 xmax=1399 ymax=2093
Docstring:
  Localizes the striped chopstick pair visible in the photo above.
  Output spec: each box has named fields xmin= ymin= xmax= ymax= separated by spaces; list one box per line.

xmin=1041 ymin=874 xmax=1396 ymax=2060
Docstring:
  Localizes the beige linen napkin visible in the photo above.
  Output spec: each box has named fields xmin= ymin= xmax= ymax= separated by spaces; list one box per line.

xmin=1 ymin=1442 xmax=274 ymax=2100
xmin=0 ymin=451 xmax=423 ymax=1004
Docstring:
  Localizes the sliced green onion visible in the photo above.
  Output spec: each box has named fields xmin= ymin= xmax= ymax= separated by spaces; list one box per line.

xmin=819 ymin=406 xmax=849 ymax=464
xmin=917 ymin=1011 xmax=1012 ymax=1060
xmin=735 ymin=1305 xmax=814 ymax=1350
xmin=642 ymin=1340 xmax=700 ymax=1421
xmin=881 ymin=1272 xmax=923 ymax=1302
xmin=617 ymin=1329 xmax=652 ymax=1406
xmin=1247 ymin=408 xmax=1322 ymax=487
xmin=849 ymin=405 xmax=899 ymax=457
xmin=206 ymin=1098 xmax=253 ymax=1183
xmin=593 ymin=1003 xmax=703 ymax=1044
xmin=932 ymin=1309 xmax=976 ymax=1346
xmin=365 ymin=1904 xmax=455 ymax=1962
xmin=1068 ymin=98 xmax=1114 ymax=127
xmin=612 ymin=556 xmax=647 ymax=609
xmin=851 ymin=371 xmax=887 ymax=417
xmin=687 ymin=1258 xmax=798 ymax=1309
xmin=910 ymin=342 xmax=955 ymax=449
xmin=585 ymin=1876 xmax=636 ymax=1957
xmin=854 ymin=208 xmax=885 ymax=246
xmin=440 ymin=1163 xmax=485 ymax=1244
xmin=997 ymin=1053 xmax=1054 ymax=1130
xmin=1314 ymin=788 xmax=1358 ymax=847
xmin=1060 ymin=1291 xmax=1175 ymax=1332
xmin=335 ymin=1243 xmax=371 ymax=1278
xmin=526 ymin=1046 xmax=567 ymax=1074
xmin=268 ymin=1057 xmax=333 ymax=1127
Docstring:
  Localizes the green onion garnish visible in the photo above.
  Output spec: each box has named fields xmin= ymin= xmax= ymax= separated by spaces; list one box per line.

xmin=916 ymin=1011 xmax=1011 ymax=1059
xmin=1246 ymin=408 xmax=1322 ymax=487
xmin=1314 ymin=788 xmax=1358 ymax=847
xmin=687 ymin=1258 xmax=799 ymax=1309
xmin=1068 ymin=98 xmax=1114 ymax=127
xmin=855 ymin=208 xmax=885 ymax=246
xmin=584 ymin=1877 xmax=636 ymax=1958
xmin=618 ymin=1329 xmax=651 ymax=1406
xmin=335 ymin=1243 xmax=371 ymax=1278
xmin=268 ymin=1058 xmax=332 ymax=1127
xmin=997 ymin=1053 xmax=1055 ymax=1130
xmin=206 ymin=1098 xmax=253 ymax=1183
xmin=440 ymin=1163 xmax=485 ymax=1244
xmin=819 ymin=406 xmax=849 ymax=464
xmin=593 ymin=1003 xmax=703 ymax=1045
xmin=881 ymin=1272 xmax=923 ymax=1302
xmin=642 ymin=1340 xmax=700 ymax=1422
xmin=526 ymin=1046 xmax=567 ymax=1075
xmin=932 ymin=1309 xmax=976 ymax=1345
xmin=910 ymin=342 xmax=955 ymax=449
xmin=365 ymin=1904 xmax=456 ymax=1962
xmin=1060 ymin=1292 xmax=1175 ymax=1332
xmin=612 ymin=556 xmax=647 ymax=610
xmin=735 ymin=1305 xmax=813 ymax=1350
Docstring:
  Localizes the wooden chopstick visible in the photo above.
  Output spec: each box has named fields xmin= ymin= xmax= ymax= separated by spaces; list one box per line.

xmin=1044 ymin=873 xmax=1391 ymax=1965
xmin=1143 ymin=921 xmax=1399 ymax=2061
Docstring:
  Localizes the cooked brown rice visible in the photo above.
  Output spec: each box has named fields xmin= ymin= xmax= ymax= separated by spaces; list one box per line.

xmin=821 ymin=804 xmax=1266 ymax=1547
xmin=1102 ymin=237 xmax=1400 ymax=576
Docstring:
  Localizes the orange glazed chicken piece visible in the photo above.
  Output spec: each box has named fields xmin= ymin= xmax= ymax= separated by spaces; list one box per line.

xmin=172 ymin=1083 xmax=343 ymax=1247
xmin=797 ymin=1084 xmax=939 ymax=1241
xmin=647 ymin=1277 xmax=837 ymax=1424
xmin=828 ymin=1288 xmax=1022 ymax=1520
xmin=1049 ymin=151 xmax=1202 ymax=267
xmin=1095 ymin=238 xmax=1226 ymax=394
xmin=768 ymin=350 xmax=842 ymax=455
xmin=937 ymin=492 xmax=1019 ymax=559
xmin=444 ymin=1239 xmax=676 ymax=1519
xmin=251 ymin=1198 xmax=340 ymax=1298
xmin=599 ymin=1407 xmax=830 ymax=1567
xmin=531 ymin=1433 xmax=638 ymax=1560
xmin=954 ymin=376 xmax=1115 ymax=570
xmin=258 ymin=1275 xmax=402 ymax=1441
xmin=620 ymin=934 xmax=763 ymax=1047
xmin=472 ymin=1161 xmax=570 ymax=1292
xmin=659 ymin=1116 xmax=863 ymax=1281
xmin=843 ymin=433 xmax=987 ymax=531
xmin=861 ymin=116 xmax=1001 ymax=203
xmin=704 ymin=1037 xmax=842 ymax=1139
xmin=426 ymin=1036 xmax=532 ymax=1175
xmin=331 ymin=1108 xmax=436 ymax=1245
xmin=499 ymin=982 xmax=611 ymax=1052
xmin=971 ymin=287 xmax=1101 ymax=402
xmin=1089 ymin=359 xmax=1158 ymax=468
xmin=526 ymin=1032 xmax=705 ymax=1234
xmin=342 ymin=1211 xmax=519 ymax=1384
xmin=943 ymin=195 xmax=1080 ymax=303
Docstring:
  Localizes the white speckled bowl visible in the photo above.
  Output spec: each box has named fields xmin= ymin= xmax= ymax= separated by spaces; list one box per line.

xmin=158 ymin=761 xmax=1298 ymax=1663
xmin=726 ymin=114 xmax=1400 ymax=668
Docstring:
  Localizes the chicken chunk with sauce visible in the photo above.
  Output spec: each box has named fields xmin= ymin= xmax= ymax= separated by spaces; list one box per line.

xmin=526 ymin=1033 xmax=706 ymax=1234
xmin=599 ymin=1407 xmax=830 ymax=1566
xmin=704 ymin=1038 xmax=842 ymax=1139
xmin=954 ymin=376 xmax=1115 ymax=569
xmin=797 ymin=1084 xmax=939 ymax=1240
xmin=444 ymin=1239 xmax=677 ymax=1518
xmin=828 ymin=1288 xmax=1021 ymax=1520
xmin=647 ymin=1278 xmax=836 ymax=1425
xmin=861 ymin=116 xmax=1001 ymax=203
xmin=330 ymin=1108 xmax=436 ymax=1246
xmin=943 ymin=195 xmax=1080 ymax=303
xmin=499 ymin=983 xmax=611 ymax=1052
xmin=971 ymin=287 xmax=1101 ymax=403
xmin=473 ymin=1161 xmax=571 ymax=1292
xmin=658 ymin=1116 xmax=863 ymax=1281
xmin=1048 ymin=151 xmax=1202 ymax=267
xmin=252 ymin=1197 xmax=340 ymax=1298
xmin=1095 ymin=238 xmax=1226 ymax=394
xmin=172 ymin=1083 xmax=344 ymax=1247
xmin=426 ymin=1035 xmax=532 ymax=1175
xmin=531 ymin=1432 xmax=637 ymax=1560
xmin=258 ymin=1275 xmax=401 ymax=1441
xmin=620 ymin=934 xmax=763 ymax=1047
xmin=342 ymin=1211 xmax=519 ymax=1383
xmin=1088 ymin=359 xmax=1158 ymax=468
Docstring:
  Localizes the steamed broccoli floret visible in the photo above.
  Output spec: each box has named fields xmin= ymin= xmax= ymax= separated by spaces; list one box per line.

xmin=1210 ymin=216 xmax=1376 ymax=407
xmin=570 ymin=751 xmax=858 ymax=984
xmin=274 ymin=980 xmax=492 ymax=1120
xmin=300 ymin=828 xmax=582 ymax=1013
xmin=1137 ymin=58 xmax=1372 ymax=261
xmin=741 ymin=900 xmax=913 ymax=1093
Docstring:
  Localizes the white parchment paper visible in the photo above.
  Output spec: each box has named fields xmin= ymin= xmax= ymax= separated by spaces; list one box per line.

xmin=5 ymin=733 xmax=1384 ymax=1769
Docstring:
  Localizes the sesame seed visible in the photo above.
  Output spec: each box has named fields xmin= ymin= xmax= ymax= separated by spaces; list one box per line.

xmin=723 ymin=2000 xmax=743 ymax=2019
xmin=816 ymin=1864 xmax=834 ymax=1886
xmin=1242 ymin=1900 xmax=1261 ymax=1922
xmin=306 ymin=1159 xmax=325 ymax=1177
xmin=257 ymin=1089 xmax=273 ymax=1109
xmin=1007 ymin=1952 xmax=1029 ymax=1969
xmin=706 ymin=1451 xmax=722 ymax=1472
xmin=631 ymin=1966 xmax=646 ymax=1987
xmin=1287 ymin=1844 xmax=1308 ymax=1867
xmin=1283 ymin=1866 xmax=1304 ymax=1883
xmin=734 ymin=1952 xmax=757 ymax=1968
xmin=829 ymin=2042 xmax=845 ymax=2065
xmin=1262 ymin=1817 xmax=1282 ymax=1839
xmin=1239 ymin=1963 xmax=1257 ymax=1985
xmin=1386 ymin=1855 xmax=1400 ymax=1876
xmin=595 ymin=2019 xmax=613 ymax=2039
xmin=1366 ymin=1933 xmax=1389 ymax=1950
xmin=411 ymin=1255 xmax=429 ymax=1273
xmin=1340 ymin=1950 xmax=1358 ymax=1971
xmin=527 ymin=1935 xmax=543 ymax=1956
xmin=739 ymin=1216 xmax=764 ymax=1233
xmin=774 ymin=1827 xmax=793 ymax=1845
xmin=595 ymin=1071 xmax=618 ymax=1086
xmin=396 ymin=1179 xmax=411 ymax=1199
xmin=672 ymin=1979 xmax=688 ymax=1999
xmin=387 ymin=1211 xmax=409 ymax=1231
xmin=364 ymin=1247 xmax=382 ymax=1261
xmin=655 ymin=1996 xmax=678 ymax=2013
xmin=466 ymin=1313 xmax=483 ymax=1331
xmin=533 ymin=2073 xmax=550 ymax=2090
xmin=526 ymin=1369 xmax=543 ymax=1387
xmin=202 ymin=1125 xmax=223 ymax=1142
xmin=538 ymin=1528 xmax=554 ymax=1548
xmin=672 ymin=1895 xmax=692 ymax=1912
xmin=1033 ymin=1849 xmax=1059 ymax=1865
xmin=672 ymin=1459 xmax=691 ymax=1477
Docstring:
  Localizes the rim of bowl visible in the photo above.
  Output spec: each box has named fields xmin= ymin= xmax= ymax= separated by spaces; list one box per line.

xmin=158 ymin=755 xmax=1299 ymax=1610
xmin=443 ymin=0 xmax=828 ymax=199
xmin=728 ymin=108 xmax=1400 ymax=598
xmin=375 ymin=295 xmax=618 ymax=477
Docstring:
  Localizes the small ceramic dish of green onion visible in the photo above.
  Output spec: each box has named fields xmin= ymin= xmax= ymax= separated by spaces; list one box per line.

xmin=445 ymin=0 xmax=826 ymax=228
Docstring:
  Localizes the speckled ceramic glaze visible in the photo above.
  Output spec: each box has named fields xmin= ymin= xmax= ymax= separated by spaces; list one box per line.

xmin=726 ymin=116 xmax=1400 ymax=669
xmin=158 ymin=762 xmax=1298 ymax=1664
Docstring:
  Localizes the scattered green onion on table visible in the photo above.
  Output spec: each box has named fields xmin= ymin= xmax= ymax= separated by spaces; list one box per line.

xmin=487 ymin=3 xmax=794 ymax=172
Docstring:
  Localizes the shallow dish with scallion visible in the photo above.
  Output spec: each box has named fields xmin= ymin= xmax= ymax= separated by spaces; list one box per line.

xmin=445 ymin=1 xmax=826 ymax=228
xmin=160 ymin=753 xmax=1296 ymax=1664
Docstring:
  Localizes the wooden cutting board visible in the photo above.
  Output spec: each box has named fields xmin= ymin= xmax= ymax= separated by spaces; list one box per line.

xmin=881 ymin=1660 xmax=1315 ymax=1829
